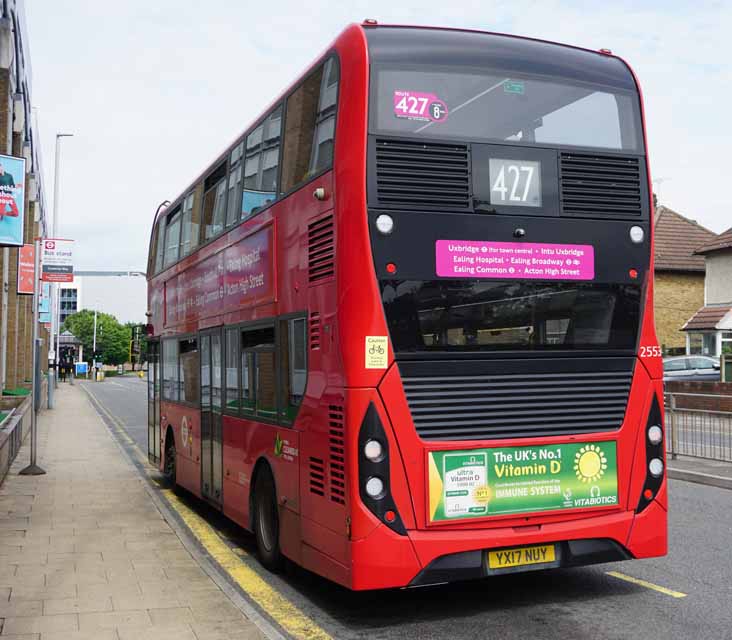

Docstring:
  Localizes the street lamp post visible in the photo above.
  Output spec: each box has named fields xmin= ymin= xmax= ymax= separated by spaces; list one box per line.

xmin=92 ymin=307 xmax=97 ymax=379
xmin=48 ymin=132 xmax=73 ymax=409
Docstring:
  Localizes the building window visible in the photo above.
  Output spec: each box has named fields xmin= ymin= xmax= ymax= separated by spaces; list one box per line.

xmin=280 ymin=57 xmax=338 ymax=194
xmin=242 ymin=105 xmax=282 ymax=219
xmin=688 ymin=332 xmax=718 ymax=357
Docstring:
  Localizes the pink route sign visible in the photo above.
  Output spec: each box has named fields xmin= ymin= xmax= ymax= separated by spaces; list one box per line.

xmin=436 ymin=240 xmax=594 ymax=281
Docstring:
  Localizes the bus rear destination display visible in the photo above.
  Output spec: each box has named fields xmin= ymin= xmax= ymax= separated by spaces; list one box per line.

xmin=436 ymin=240 xmax=594 ymax=280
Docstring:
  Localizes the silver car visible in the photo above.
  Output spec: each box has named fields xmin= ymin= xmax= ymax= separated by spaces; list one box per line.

xmin=663 ymin=355 xmax=720 ymax=381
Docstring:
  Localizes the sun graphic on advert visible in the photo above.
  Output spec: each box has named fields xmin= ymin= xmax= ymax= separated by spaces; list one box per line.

xmin=574 ymin=445 xmax=608 ymax=483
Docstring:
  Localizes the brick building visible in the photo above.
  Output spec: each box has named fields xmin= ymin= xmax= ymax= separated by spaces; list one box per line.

xmin=653 ymin=206 xmax=716 ymax=354
xmin=0 ymin=0 xmax=49 ymax=393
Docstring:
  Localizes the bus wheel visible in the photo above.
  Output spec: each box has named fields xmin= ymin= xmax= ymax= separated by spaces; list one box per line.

xmin=163 ymin=436 xmax=176 ymax=487
xmin=254 ymin=466 xmax=283 ymax=571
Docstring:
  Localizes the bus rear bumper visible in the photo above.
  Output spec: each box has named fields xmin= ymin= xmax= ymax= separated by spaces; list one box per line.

xmin=351 ymin=503 xmax=666 ymax=589
xmin=409 ymin=538 xmax=630 ymax=587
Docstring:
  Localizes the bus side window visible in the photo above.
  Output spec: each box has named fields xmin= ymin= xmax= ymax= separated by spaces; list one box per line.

xmin=180 ymin=191 xmax=200 ymax=257
xmin=280 ymin=55 xmax=339 ymax=194
xmin=241 ymin=326 xmax=277 ymax=420
xmin=203 ymin=162 xmax=228 ymax=241
xmin=153 ymin=218 xmax=165 ymax=274
xmin=162 ymin=206 xmax=182 ymax=269
xmin=278 ymin=317 xmax=307 ymax=424
xmin=241 ymin=105 xmax=282 ymax=220
xmin=162 ymin=338 xmax=179 ymax=402
xmin=225 ymin=328 xmax=239 ymax=412
xmin=179 ymin=338 xmax=200 ymax=405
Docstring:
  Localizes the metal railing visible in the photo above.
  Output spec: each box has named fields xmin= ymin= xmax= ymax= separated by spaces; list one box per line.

xmin=665 ymin=392 xmax=732 ymax=462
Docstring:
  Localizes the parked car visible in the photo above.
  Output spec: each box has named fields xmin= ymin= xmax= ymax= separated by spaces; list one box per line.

xmin=662 ymin=355 xmax=720 ymax=381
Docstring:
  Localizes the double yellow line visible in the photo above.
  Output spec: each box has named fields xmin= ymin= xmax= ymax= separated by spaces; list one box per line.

xmin=80 ymin=384 xmax=333 ymax=640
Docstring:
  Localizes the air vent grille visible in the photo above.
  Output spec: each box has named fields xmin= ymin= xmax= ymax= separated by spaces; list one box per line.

xmin=308 ymin=215 xmax=334 ymax=283
xmin=328 ymin=404 xmax=346 ymax=505
xmin=309 ymin=457 xmax=325 ymax=497
xmin=375 ymin=139 xmax=470 ymax=209
xmin=560 ymin=153 xmax=643 ymax=218
xmin=309 ymin=312 xmax=321 ymax=350
xmin=403 ymin=370 xmax=632 ymax=441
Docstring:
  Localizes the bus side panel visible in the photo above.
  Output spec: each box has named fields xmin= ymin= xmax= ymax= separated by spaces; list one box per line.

xmin=222 ymin=414 xmax=248 ymax=527
xmin=161 ymin=401 xmax=201 ymax=497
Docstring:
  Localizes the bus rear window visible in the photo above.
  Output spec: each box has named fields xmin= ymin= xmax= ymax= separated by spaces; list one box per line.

xmin=381 ymin=280 xmax=640 ymax=352
xmin=371 ymin=67 xmax=642 ymax=152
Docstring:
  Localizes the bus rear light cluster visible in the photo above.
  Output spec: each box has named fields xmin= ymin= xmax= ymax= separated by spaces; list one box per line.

xmin=359 ymin=403 xmax=406 ymax=535
xmin=636 ymin=397 xmax=665 ymax=513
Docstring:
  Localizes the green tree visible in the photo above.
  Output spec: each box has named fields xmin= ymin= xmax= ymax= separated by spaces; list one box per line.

xmin=63 ymin=310 xmax=132 ymax=366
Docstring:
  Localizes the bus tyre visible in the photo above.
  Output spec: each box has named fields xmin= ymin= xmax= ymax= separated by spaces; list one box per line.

xmin=163 ymin=437 xmax=176 ymax=487
xmin=254 ymin=467 xmax=283 ymax=571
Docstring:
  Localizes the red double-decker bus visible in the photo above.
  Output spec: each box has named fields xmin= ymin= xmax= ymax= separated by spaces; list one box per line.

xmin=147 ymin=23 xmax=666 ymax=590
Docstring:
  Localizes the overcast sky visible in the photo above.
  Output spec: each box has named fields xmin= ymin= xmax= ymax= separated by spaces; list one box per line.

xmin=27 ymin=0 xmax=731 ymax=270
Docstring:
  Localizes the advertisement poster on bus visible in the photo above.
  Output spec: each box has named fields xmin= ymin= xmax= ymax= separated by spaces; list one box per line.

xmin=17 ymin=243 xmax=35 ymax=294
xmin=428 ymin=442 xmax=618 ymax=522
xmin=0 ymin=154 xmax=26 ymax=247
xmin=41 ymin=238 xmax=74 ymax=282
xmin=166 ymin=224 xmax=274 ymax=324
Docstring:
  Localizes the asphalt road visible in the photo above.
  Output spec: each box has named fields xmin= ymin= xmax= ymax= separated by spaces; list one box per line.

xmin=82 ymin=376 xmax=732 ymax=640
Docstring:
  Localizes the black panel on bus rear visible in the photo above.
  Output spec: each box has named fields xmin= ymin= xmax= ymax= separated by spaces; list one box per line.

xmin=364 ymin=27 xmax=638 ymax=92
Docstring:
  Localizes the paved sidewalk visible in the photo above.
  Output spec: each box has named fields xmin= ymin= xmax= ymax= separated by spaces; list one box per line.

xmin=667 ymin=454 xmax=732 ymax=490
xmin=0 ymin=385 xmax=263 ymax=640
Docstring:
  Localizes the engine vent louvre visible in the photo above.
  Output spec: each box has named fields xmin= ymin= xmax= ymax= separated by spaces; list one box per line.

xmin=560 ymin=153 xmax=643 ymax=218
xmin=403 ymin=370 xmax=632 ymax=441
xmin=309 ymin=312 xmax=321 ymax=350
xmin=307 ymin=215 xmax=334 ymax=283
xmin=309 ymin=457 xmax=325 ymax=497
xmin=328 ymin=404 xmax=346 ymax=505
xmin=375 ymin=139 xmax=470 ymax=209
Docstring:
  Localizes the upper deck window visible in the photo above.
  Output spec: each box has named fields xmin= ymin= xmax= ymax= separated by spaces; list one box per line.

xmin=371 ymin=66 xmax=642 ymax=152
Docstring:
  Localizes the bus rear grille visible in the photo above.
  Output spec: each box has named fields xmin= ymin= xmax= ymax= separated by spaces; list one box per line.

xmin=560 ymin=153 xmax=642 ymax=218
xmin=375 ymin=139 xmax=470 ymax=209
xmin=307 ymin=214 xmax=334 ymax=283
xmin=402 ymin=370 xmax=632 ymax=440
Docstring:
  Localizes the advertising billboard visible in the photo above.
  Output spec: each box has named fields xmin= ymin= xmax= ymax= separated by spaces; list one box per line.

xmin=17 ymin=243 xmax=35 ymax=294
xmin=0 ymin=154 xmax=26 ymax=247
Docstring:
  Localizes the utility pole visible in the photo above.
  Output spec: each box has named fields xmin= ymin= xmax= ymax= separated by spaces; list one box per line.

xmin=20 ymin=238 xmax=46 ymax=475
xmin=92 ymin=308 xmax=97 ymax=380
xmin=48 ymin=132 xmax=73 ymax=408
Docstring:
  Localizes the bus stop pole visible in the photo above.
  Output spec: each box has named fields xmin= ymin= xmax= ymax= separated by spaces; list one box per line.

xmin=20 ymin=238 xmax=47 ymax=476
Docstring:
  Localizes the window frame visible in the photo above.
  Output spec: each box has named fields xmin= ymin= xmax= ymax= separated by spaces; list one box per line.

xmin=162 ymin=206 xmax=183 ymax=269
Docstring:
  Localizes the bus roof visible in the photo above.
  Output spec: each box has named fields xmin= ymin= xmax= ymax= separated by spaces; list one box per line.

xmin=363 ymin=24 xmax=637 ymax=92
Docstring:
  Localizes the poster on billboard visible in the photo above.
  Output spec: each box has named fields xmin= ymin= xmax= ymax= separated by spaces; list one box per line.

xmin=17 ymin=243 xmax=35 ymax=294
xmin=41 ymin=238 xmax=74 ymax=282
xmin=0 ymin=154 xmax=26 ymax=247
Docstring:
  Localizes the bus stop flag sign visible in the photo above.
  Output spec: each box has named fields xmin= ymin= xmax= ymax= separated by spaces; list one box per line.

xmin=41 ymin=238 xmax=74 ymax=282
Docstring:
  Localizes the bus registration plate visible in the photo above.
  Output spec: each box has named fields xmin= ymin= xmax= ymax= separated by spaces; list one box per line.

xmin=488 ymin=544 xmax=556 ymax=570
